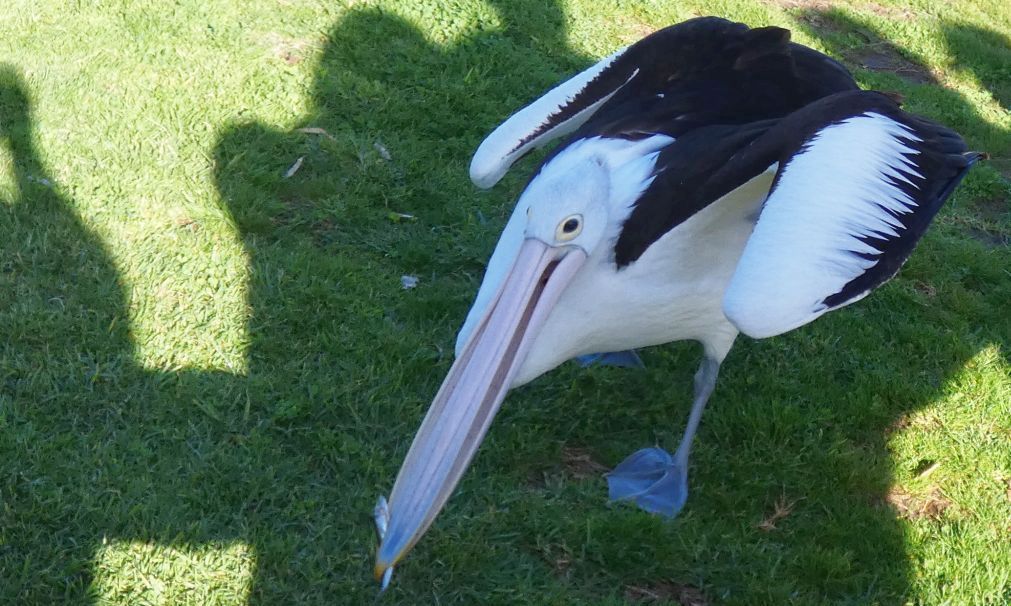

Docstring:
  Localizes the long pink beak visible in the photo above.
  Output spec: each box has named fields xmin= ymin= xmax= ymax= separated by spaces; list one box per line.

xmin=375 ymin=239 xmax=586 ymax=578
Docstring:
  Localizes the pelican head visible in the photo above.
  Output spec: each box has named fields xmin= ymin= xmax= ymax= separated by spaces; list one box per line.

xmin=457 ymin=145 xmax=616 ymax=369
xmin=373 ymin=145 xmax=631 ymax=579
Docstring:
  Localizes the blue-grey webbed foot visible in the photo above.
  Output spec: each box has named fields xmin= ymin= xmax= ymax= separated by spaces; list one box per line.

xmin=605 ymin=355 xmax=724 ymax=519
xmin=575 ymin=350 xmax=645 ymax=369
xmin=606 ymin=447 xmax=688 ymax=518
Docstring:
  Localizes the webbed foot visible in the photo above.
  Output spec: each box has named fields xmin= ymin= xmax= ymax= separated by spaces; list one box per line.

xmin=606 ymin=447 xmax=688 ymax=518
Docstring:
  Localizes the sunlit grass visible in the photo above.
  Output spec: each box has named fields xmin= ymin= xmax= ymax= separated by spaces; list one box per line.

xmin=92 ymin=541 xmax=255 ymax=606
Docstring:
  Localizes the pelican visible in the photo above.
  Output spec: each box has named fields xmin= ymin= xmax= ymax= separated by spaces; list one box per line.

xmin=373 ymin=16 xmax=980 ymax=583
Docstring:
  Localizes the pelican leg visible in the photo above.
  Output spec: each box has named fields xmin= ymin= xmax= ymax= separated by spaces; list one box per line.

xmin=607 ymin=356 xmax=721 ymax=518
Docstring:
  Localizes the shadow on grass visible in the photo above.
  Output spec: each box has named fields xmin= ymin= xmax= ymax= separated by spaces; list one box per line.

xmin=2 ymin=4 xmax=1008 ymax=606
xmin=790 ymin=8 xmax=1011 ymax=157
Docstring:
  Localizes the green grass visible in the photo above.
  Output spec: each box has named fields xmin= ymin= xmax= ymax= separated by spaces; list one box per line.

xmin=1 ymin=0 xmax=1009 ymax=604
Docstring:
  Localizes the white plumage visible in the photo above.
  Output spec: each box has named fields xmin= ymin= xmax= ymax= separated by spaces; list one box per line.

xmin=724 ymin=113 xmax=926 ymax=338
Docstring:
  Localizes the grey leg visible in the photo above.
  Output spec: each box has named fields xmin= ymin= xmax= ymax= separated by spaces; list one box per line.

xmin=675 ymin=356 xmax=721 ymax=465
xmin=606 ymin=355 xmax=722 ymax=518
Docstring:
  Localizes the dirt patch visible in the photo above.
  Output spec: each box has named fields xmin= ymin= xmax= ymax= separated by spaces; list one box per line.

xmin=311 ymin=218 xmax=340 ymax=247
xmin=562 ymin=447 xmax=610 ymax=479
xmin=885 ymin=413 xmax=912 ymax=436
xmin=991 ymin=471 xmax=1011 ymax=504
xmin=616 ymin=17 xmax=658 ymax=45
xmin=535 ymin=543 xmax=574 ymax=580
xmin=757 ymin=494 xmax=798 ymax=531
xmin=264 ymin=33 xmax=318 ymax=66
xmin=173 ymin=215 xmax=198 ymax=231
xmin=791 ymin=7 xmax=850 ymax=36
xmin=912 ymin=280 xmax=938 ymax=298
xmin=887 ymin=486 xmax=952 ymax=520
xmin=773 ymin=1 xmax=917 ymax=26
xmin=784 ymin=7 xmax=938 ymax=85
xmin=625 ymin=581 xmax=708 ymax=605
xmin=862 ymin=2 xmax=918 ymax=20
xmin=770 ymin=0 xmax=840 ymax=10
xmin=990 ymin=157 xmax=1011 ymax=182
xmin=965 ymin=226 xmax=1010 ymax=248
xmin=527 ymin=446 xmax=609 ymax=488
xmin=846 ymin=47 xmax=936 ymax=84
xmin=885 ymin=411 xmax=944 ymax=437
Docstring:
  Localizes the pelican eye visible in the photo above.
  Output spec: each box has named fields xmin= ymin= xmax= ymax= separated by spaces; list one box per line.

xmin=555 ymin=214 xmax=583 ymax=242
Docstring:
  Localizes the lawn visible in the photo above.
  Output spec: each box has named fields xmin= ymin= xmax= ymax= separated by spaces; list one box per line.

xmin=1 ymin=0 xmax=1009 ymax=604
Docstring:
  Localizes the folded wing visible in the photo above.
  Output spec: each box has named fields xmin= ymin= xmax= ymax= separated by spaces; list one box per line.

xmin=470 ymin=17 xmax=857 ymax=190
xmin=469 ymin=47 xmax=636 ymax=189
xmin=723 ymin=91 xmax=981 ymax=338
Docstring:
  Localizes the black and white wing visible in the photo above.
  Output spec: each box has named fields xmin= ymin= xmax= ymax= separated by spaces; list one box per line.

xmin=470 ymin=17 xmax=857 ymax=189
xmin=469 ymin=47 xmax=638 ymax=188
xmin=723 ymin=91 xmax=982 ymax=339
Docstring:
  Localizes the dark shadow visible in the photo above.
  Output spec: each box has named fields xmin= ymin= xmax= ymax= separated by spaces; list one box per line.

xmin=3 ymin=5 xmax=1009 ymax=606
xmin=942 ymin=21 xmax=1011 ymax=189
xmin=942 ymin=22 xmax=1011 ymax=113
xmin=3 ymin=2 xmax=596 ymax=605
xmin=0 ymin=65 xmax=139 ymax=597
xmin=791 ymin=8 xmax=1011 ymax=157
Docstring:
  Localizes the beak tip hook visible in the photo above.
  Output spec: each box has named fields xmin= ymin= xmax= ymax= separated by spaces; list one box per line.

xmin=373 ymin=495 xmax=395 ymax=592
